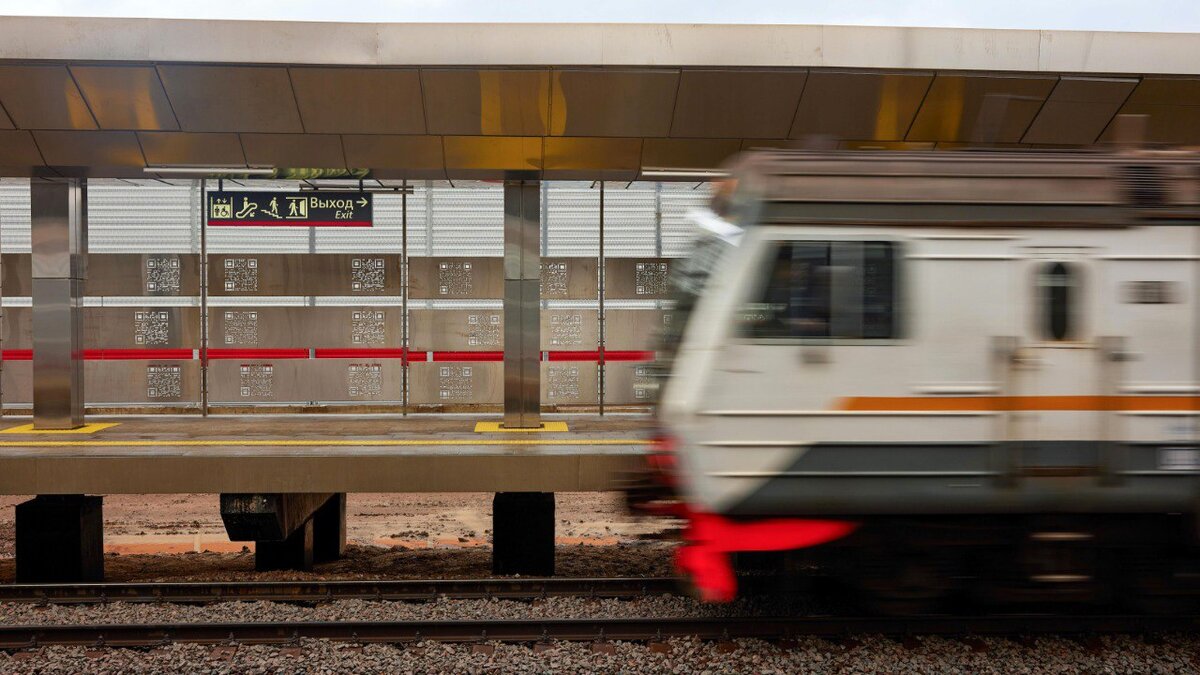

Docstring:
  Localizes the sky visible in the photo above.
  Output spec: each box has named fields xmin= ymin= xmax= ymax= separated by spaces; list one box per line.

xmin=0 ymin=0 xmax=1198 ymax=33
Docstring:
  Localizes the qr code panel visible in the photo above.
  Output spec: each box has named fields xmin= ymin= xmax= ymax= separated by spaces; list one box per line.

xmin=223 ymin=311 xmax=258 ymax=345
xmin=437 ymin=262 xmax=474 ymax=296
xmin=134 ymin=310 xmax=170 ymax=345
xmin=437 ymin=365 xmax=474 ymax=401
xmin=238 ymin=363 xmax=273 ymax=398
xmin=540 ymin=262 xmax=568 ymax=297
xmin=548 ymin=313 xmax=584 ymax=347
xmin=466 ymin=313 xmax=501 ymax=347
xmin=351 ymin=258 xmax=387 ymax=292
xmin=223 ymin=258 xmax=259 ymax=293
xmin=146 ymin=365 xmax=182 ymax=399
xmin=347 ymin=363 xmax=383 ymax=398
xmin=634 ymin=262 xmax=668 ymax=296
xmin=546 ymin=365 xmax=581 ymax=400
xmin=351 ymin=310 xmax=387 ymax=345
xmin=144 ymin=256 xmax=181 ymax=294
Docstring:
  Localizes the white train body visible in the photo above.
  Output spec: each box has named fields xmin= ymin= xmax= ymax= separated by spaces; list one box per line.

xmin=659 ymin=151 xmax=1200 ymax=520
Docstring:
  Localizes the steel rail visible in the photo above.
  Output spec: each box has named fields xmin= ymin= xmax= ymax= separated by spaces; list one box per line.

xmin=0 ymin=614 xmax=1198 ymax=649
xmin=0 ymin=577 xmax=681 ymax=606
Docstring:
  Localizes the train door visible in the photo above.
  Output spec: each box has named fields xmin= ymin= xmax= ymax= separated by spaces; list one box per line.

xmin=1008 ymin=248 xmax=1104 ymax=474
xmin=1092 ymin=234 xmax=1199 ymax=474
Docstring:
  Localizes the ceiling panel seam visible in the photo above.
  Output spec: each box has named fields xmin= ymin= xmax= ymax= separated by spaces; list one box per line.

xmin=64 ymin=66 xmax=101 ymax=130
xmin=416 ymin=67 xmax=431 ymax=135
xmin=1094 ymin=76 xmax=1145 ymax=145
xmin=130 ymin=130 xmax=150 ymax=168
xmin=783 ymin=68 xmax=811 ymax=144
xmin=147 ymin=64 xmax=183 ymax=133
xmin=663 ymin=71 xmax=684 ymax=141
xmin=902 ymin=74 xmax=937 ymax=142
xmin=152 ymin=65 xmax=184 ymax=137
xmin=1016 ymin=76 xmax=1060 ymax=145
xmin=25 ymin=129 xmax=49 ymax=167
xmin=234 ymin=134 xmax=250 ymax=167
xmin=284 ymin=68 xmax=307 ymax=134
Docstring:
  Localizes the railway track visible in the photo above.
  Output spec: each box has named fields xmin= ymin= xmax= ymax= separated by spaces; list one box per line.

xmin=0 ymin=577 xmax=681 ymax=605
xmin=0 ymin=614 xmax=1197 ymax=649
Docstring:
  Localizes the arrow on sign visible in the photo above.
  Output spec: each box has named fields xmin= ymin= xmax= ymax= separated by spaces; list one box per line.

xmin=357 ymin=197 xmax=368 ymax=207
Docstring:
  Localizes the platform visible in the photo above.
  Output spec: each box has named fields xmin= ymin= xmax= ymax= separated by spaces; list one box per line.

xmin=0 ymin=415 xmax=651 ymax=494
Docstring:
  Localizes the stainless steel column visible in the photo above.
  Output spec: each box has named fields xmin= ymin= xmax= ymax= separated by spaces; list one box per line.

xmin=503 ymin=181 xmax=540 ymax=428
xmin=31 ymin=179 xmax=87 ymax=429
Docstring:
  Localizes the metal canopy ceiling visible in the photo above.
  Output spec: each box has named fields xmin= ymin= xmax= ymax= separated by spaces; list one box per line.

xmin=2 ymin=18 xmax=1200 ymax=178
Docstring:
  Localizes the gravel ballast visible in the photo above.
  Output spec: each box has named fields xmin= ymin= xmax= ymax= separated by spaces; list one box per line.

xmin=2 ymin=635 xmax=1198 ymax=674
xmin=0 ymin=594 xmax=813 ymax=626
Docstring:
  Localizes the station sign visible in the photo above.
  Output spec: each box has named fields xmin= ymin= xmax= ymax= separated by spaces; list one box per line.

xmin=207 ymin=191 xmax=373 ymax=227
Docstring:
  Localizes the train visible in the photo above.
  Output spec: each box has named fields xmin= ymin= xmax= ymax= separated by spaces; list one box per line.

xmin=631 ymin=148 xmax=1200 ymax=613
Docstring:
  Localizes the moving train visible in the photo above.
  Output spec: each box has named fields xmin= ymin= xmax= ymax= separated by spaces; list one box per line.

xmin=632 ymin=148 xmax=1200 ymax=612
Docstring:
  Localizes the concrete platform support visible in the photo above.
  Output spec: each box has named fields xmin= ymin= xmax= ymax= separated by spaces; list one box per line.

xmin=15 ymin=495 xmax=103 ymax=582
xmin=220 ymin=492 xmax=341 ymax=571
xmin=492 ymin=492 xmax=555 ymax=576
xmin=256 ymin=519 xmax=314 ymax=572
xmin=312 ymin=492 xmax=347 ymax=563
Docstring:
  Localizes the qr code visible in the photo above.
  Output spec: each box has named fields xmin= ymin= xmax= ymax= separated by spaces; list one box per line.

xmin=351 ymin=258 xmax=386 ymax=292
xmin=633 ymin=364 xmax=656 ymax=401
xmin=351 ymin=310 xmax=386 ymax=345
xmin=347 ymin=363 xmax=383 ymax=398
xmin=635 ymin=262 xmax=668 ymax=296
xmin=134 ymin=310 xmax=170 ymax=345
xmin=437 ymin=261 xmax=474 ymax=296
xmin=223 ymin=311 xmax=258 ymax=345
xmin=238 ymin=364 xmax=273 ymax=398
xmin=146 ymin=365 xmax=182 ymax=399
xmin=438 ymin=365 xmax=474 ymax=401
xmin=549 ymin=313 xmax=583 ymax=346
xmin=223 ymin=258 xmax=258 ymax=292
xmin=540 ymin=261 xmax=568 ymax=297
xmin=466 ymin=313 xmax=501 ymax=347
xmin=145 ymin=256 xmax=181 ymax=294
xmin=546 ymin=365 xmax=581 ymax=400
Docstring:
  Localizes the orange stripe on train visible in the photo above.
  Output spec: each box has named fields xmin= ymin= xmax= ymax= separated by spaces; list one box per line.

xmin=838 ymin=396 xmax=1200 ymax=412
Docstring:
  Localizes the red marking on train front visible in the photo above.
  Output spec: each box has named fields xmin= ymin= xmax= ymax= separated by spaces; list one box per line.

xmin=675 ymin=509 xmax=858 ymax=602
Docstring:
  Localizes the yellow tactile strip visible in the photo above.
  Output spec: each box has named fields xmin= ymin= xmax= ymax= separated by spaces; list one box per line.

xmin=0 ymin=422 xmax=121 ymax=435
xmin=474 ymin=421 xmax=570 ymax=433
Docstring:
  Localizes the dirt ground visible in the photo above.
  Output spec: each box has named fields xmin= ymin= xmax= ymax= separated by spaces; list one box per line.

xmin=0 ymin=493 xmax=678 ymax=581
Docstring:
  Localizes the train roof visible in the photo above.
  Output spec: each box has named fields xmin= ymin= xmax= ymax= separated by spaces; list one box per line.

xmin=727 ymin=149 xmax=1200 ymax=227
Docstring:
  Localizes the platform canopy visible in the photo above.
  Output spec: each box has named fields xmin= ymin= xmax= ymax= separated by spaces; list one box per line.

xmin=2 ymin=17 xmax=1200 ymax=179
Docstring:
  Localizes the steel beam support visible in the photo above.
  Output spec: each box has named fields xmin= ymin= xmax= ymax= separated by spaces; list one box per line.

xmin=503 ymin=181 xmax=541 ymax=429
xmin=31 ymin=179 xmax=87 ymax=429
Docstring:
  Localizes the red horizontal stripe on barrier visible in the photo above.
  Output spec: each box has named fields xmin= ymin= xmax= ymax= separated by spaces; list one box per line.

xmin=0 ymin=348 xmax=654 ymax=363
xmin=601 ymin=350 xmax=656 ymax=362
xmin=547 ymin=351 xmax=601 ymax=362
xmin=208 ymin=221 xmax=372 ymax=227
xmin=431 ymin=351 xmax=505 ymax=362
xmin=84 ymin=349 xmax=194 ymax=361
xmin=546 ymin=351 xmax=655 ymax=362
xmin=314 ymin=348 xmax=406 ymax=359
xmin=207 ymin=348 xmax=309 ymax=360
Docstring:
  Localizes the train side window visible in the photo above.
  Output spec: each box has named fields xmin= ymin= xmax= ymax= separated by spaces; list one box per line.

xmin=1038 ymin=261 xmax=1078 ymax=341
xmin=741 ymin=241 xmax=898 ymax=340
